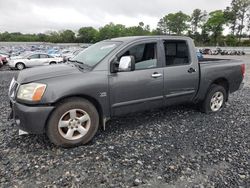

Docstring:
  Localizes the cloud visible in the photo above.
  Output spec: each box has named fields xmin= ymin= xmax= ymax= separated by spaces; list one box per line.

xmin=0 ymin=0 xmax=231 ymax=33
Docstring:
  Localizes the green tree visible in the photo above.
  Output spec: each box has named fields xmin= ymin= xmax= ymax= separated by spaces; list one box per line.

xmin=157 ymin=18 xmax=168 ymax=34
xmin=203 ymin=10 xmax=226 ymax=45
xmin=46 ymin=31 xmax=62 ymax=43
xmin=125 ymin=22 xmax=151 ymax=36
xmin=190 ymin=9 xmax=207 ymax=33
xmin=247 ymin=14 xmax=250 ymax=38
xmin=158 ymin=11 xmax=190 ymax=35
xmin=37 ymin=33 xmax=47 ymax=42
xmin=77 ymin=27 xmax=98 ymax=43
xmin=59 ymin=30 xmax=76 ymax=43
xmin=98 ymin=23 xmax=126 ymax=40
xmin=224 ymin=3 xmax=239 ymax=35
xmin=234 ymin=0 xmax=250 ymax=41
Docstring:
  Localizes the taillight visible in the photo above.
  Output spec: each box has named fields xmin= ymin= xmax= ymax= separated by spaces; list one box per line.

xmin=241 ymin=64 xmax=245 ymax=78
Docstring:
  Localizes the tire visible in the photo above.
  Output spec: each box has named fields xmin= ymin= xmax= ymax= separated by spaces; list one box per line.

xmin=200 ymin=84 xmax=227 ymax=114
xmin=50 ymin=62 xmax=56 ymax=65
xmin=46 ymin=98 xmax=99 ymax=148
xmin=16 ymin=62 xmax=25 ymax=70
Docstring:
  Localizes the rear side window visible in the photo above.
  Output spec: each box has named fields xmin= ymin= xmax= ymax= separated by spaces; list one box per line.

xmin=40 ymin=54 xmax=49 ymax=58
xmin=164 ymin=40 xmax=190 ymax=66
xmin=29 ymin=54 xmax=40 ymax=59
xmin=120 ymin=43 xmax=157 ymax=70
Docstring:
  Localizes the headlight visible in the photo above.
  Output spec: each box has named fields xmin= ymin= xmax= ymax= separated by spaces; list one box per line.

xmin=17 ymin=83 xmax=46 ymax=101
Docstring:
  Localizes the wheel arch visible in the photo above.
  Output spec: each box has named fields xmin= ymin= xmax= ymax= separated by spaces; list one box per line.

xmin=211 ymin=77 xmax=229 ymax=99
xmin=46 ymin=95 xmax=104 ymax=130
xmin=15 ymin=62 xmax=25 ymax=68
xmin=55 ymin=95 xmax=103 ymax=117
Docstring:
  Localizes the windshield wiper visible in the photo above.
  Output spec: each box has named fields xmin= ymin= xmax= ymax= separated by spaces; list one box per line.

xmin=68 ymin=59 xmax=92 ymax=70
xmin=68 ymin=59 xmax=84 ymax=64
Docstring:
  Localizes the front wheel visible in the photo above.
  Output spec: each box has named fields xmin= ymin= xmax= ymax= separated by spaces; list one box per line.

xmin=46 ymin=98 xmax=99 ymax=148
xmin=16 ymin=63 xmax=25 ymax=70
xmin=201 ymin=84 xmax=227 ymax=113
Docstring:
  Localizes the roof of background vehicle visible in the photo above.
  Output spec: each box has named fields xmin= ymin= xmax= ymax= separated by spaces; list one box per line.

xmin=107 ymin=35 xmax=192 ymax=43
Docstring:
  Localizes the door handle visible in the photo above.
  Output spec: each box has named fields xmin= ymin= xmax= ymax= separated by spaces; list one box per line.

xmin=152 ymin=72 xmax=162 ymax=78
xmin=188 ymin=67 xmax=196 ymax=73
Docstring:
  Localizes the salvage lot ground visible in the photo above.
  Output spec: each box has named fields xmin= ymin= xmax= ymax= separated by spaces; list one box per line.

xmin=0 ymin=56 xmax=249 ymax=187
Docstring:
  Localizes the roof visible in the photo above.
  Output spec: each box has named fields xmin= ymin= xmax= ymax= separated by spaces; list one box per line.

xmin=107 ymin=35 xmax=192 ymax=43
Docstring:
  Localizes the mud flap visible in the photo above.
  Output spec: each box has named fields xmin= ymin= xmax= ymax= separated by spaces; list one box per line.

xmin=19 ymin=129 xmax=29 ymax=135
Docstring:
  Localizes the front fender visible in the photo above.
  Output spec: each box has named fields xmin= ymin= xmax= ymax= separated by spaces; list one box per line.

xmin=39 ymin=71 xmax=110 ymax=117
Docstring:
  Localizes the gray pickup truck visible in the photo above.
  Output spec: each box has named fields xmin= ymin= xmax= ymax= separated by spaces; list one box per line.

xmin=9 ymin=36 xmax=245 ymax=147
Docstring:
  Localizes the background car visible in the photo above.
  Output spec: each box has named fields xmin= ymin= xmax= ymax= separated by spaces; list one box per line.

xmin=0 ymin=55 xmax=8 ymax=64
xmin=196 ymin=49 xmax=204 ymax=61
xmin=8 ymin=53 xmax=63 ymax=70
xmin=62 ymin=49 xmax=83 ymax=62
xmin=0 ymin=58 xmax=3 ymax=68
xmin=201 ymin=48 xmax=212 ymax=55
xmin=47 ymin=49 xmax=62 ymax=57
xmin=0 ymin=51 xmax=10 ymax=58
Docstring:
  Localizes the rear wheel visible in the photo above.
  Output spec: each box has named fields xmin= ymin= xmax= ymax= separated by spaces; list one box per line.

xmin=46 ymin=98 xmax=99 ymax=148
xmin=16 ymin=63 xmax=25 ymax=70
xmin=50 ymin=61 xmax=56 ymax=65
xmin=201 ymin=84 xmax=227 ymax=113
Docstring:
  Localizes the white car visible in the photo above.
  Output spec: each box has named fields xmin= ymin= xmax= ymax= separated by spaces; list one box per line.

xmin=62 ymin=49 xmax=83 ymax=62
xmin=0 ymin=59 xmax=3 ymax=68
xmin=8 ymin=53 xmax=63 ymax=70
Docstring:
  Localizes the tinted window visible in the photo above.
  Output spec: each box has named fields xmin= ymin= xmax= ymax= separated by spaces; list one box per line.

xmin=120 ymin=43 xmax=157 ymax=70
xmin=40 ymin=54 xmax=49 ymax=58
xmin=164 ymin=41 xmax=190 ymax=66
xmin=29 ymin=54 xmax=40 ymax=59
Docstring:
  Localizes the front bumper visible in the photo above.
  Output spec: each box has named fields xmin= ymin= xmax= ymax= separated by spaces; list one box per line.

xmin=10 ymin=101 xmax=54 ymax=134
xmin=8 ymin=62 xmax=16 ymax=68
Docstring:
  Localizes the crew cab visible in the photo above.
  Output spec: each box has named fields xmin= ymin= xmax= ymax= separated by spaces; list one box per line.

xmin=8 ymin=36 xmax=245 ymax=147
xmin=8 ymin=53 xmax=63 ymax=70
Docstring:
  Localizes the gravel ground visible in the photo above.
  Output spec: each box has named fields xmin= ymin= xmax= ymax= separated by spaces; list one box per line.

xmin=0 ymin=57 xmax=249 ymax=188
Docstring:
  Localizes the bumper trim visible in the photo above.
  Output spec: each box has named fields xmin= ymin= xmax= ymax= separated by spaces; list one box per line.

xmin=10 ymin=101 xmax=54 ymax=134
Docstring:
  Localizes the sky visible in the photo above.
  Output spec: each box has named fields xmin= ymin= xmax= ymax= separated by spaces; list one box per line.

xmin=0 ymin=0 xmax=231 ymax=34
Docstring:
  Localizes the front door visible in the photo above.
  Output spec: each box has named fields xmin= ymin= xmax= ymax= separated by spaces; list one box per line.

xmin=27 ymin=54 xmax=40 ymax=67
xmin=39 ymin=54 xmax=50 ymax=65
xmin=109 ymin=40 xmax=164 ymax=116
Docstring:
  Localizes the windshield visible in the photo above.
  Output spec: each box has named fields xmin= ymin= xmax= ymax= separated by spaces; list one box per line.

xmin=70 ymin=41 xmax=121 ymax=67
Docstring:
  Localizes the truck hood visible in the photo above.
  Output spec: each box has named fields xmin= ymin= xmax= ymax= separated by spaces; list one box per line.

xmin=17 ymin=64 xmax=82 ymax=83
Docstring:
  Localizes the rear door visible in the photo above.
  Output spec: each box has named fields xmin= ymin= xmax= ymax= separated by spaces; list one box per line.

xmin=161 ymin=39 xmax=199 ymax=105
xmin=109 ymin=39 xmax=165 ymax=116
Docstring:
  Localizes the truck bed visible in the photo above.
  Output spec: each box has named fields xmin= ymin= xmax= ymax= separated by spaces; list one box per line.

xmin=195 ymin=58 xmax=244 ymax=102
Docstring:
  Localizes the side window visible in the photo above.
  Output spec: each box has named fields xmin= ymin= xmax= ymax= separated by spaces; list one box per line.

xmin=164 ymin=41 xmax=190 ymax=66
xmin=40 ymin=54 xmax=49 ymax=58
xmin=29 ymin=54 xmax=40 ymax=59
xmin=120 ymin=43 xmax=157 ymax=70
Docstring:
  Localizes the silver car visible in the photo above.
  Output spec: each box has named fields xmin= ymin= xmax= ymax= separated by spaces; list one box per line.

xmin=9 ymin=53 xmax=63 ymax=70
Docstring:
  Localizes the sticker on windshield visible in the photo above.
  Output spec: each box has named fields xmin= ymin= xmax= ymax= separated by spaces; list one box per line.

xmin=100 ymin=44 xmax=116 ymax=50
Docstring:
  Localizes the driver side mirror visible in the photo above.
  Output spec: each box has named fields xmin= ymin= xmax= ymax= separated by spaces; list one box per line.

xmin=110 ymin=56 xmax=135 ymax=73
xmin=118 ymin=56 xmax=135 ymax=72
